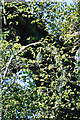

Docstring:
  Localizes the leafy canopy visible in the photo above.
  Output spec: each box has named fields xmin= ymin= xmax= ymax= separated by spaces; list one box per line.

xmin=1 ymin=1 xmax=80 ymax=119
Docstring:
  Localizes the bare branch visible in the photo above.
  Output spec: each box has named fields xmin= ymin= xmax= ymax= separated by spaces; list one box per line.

xmin=3 ymin=42 xmax=42 ymax=78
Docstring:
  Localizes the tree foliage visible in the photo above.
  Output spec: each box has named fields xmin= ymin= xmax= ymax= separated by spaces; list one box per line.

xmin=1 ymin=1 xmax=80 ymax=119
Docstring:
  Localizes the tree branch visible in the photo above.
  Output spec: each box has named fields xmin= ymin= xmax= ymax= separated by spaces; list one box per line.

xmin=3 ymin=42 xmax=42 ymax=79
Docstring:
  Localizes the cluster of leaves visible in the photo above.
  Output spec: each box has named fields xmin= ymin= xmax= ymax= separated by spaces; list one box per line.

xmin=1 ymin=1 xmax=80 ymax=119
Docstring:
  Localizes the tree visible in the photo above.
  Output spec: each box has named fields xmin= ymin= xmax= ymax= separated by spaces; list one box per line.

xmin=1 ymin=1 xmax=80 ymax=119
